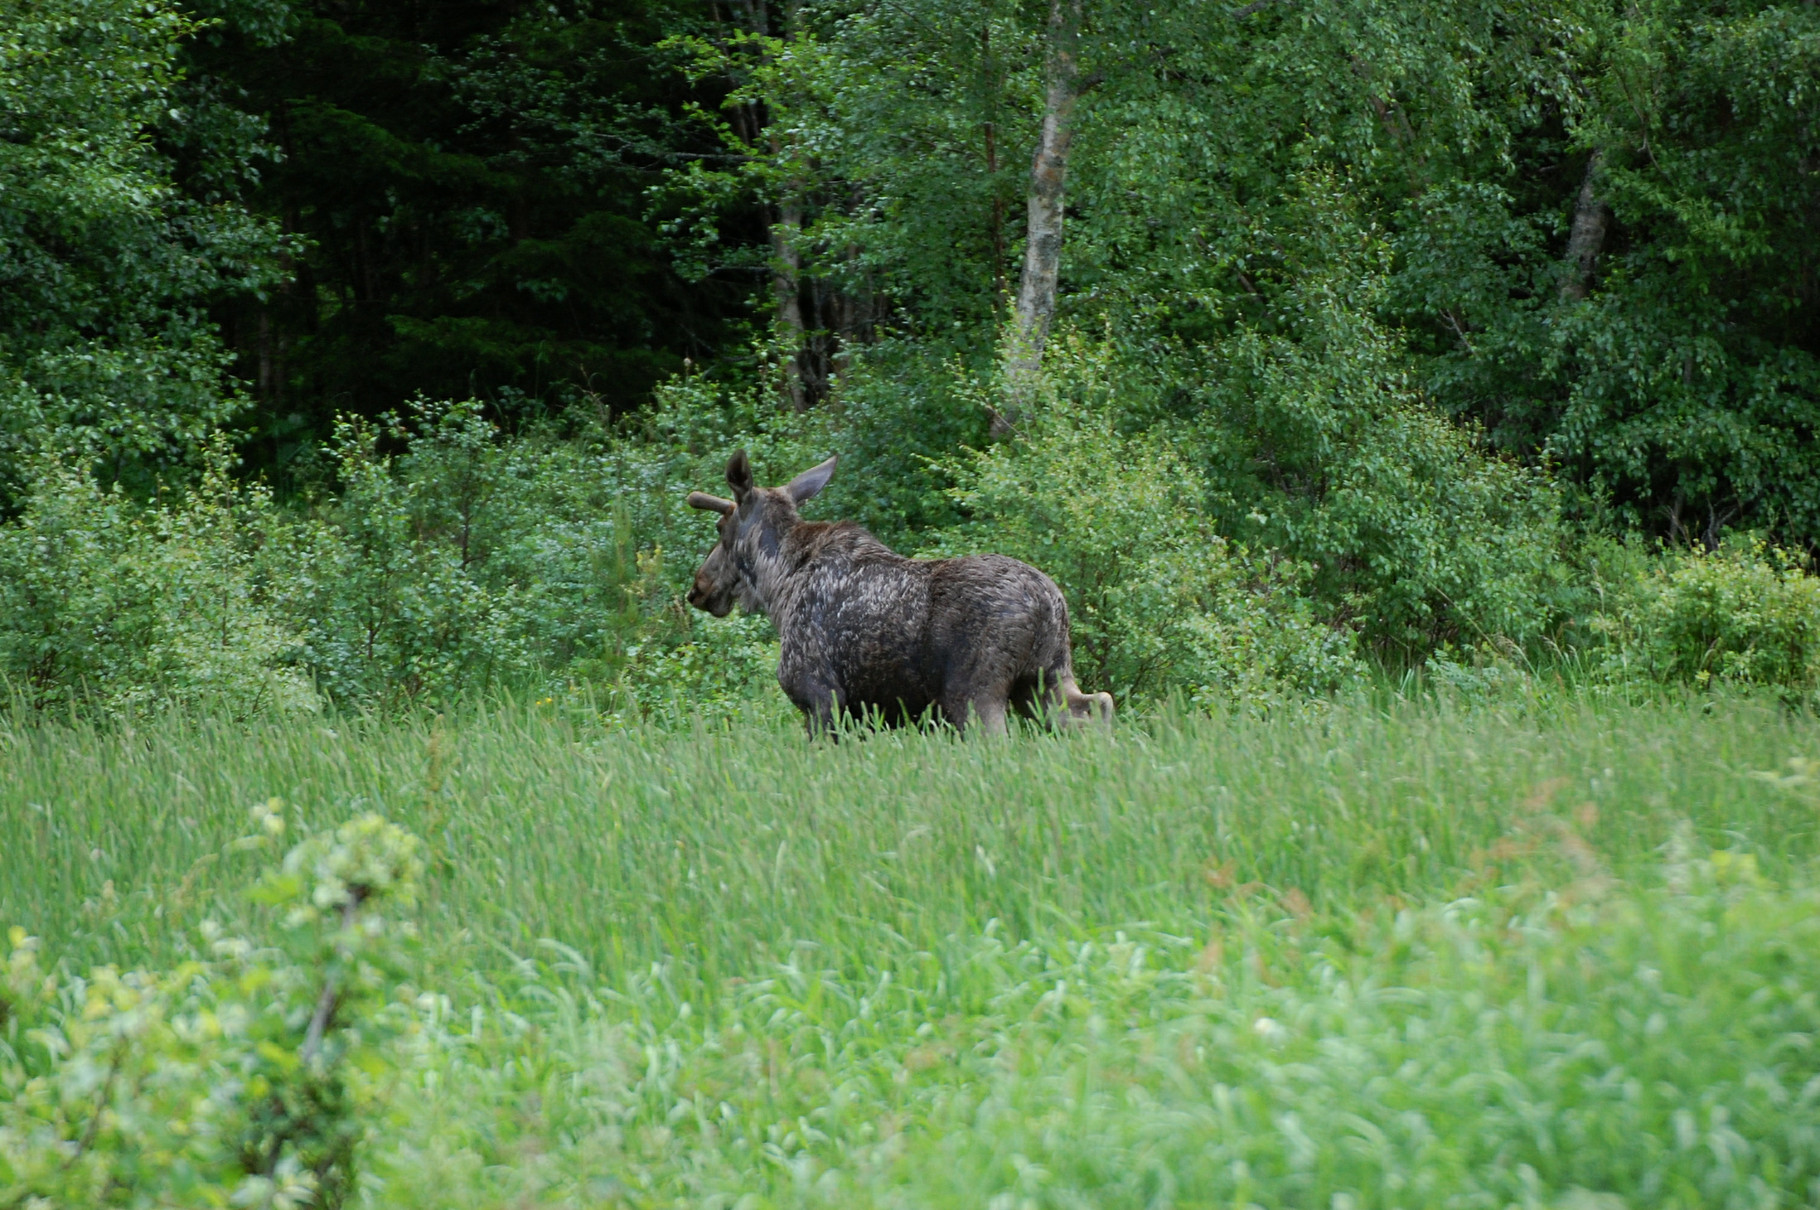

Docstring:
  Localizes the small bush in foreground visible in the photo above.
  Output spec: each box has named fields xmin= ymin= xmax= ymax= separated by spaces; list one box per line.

xmin=0 ymin=807 xmax=421 ymax=1208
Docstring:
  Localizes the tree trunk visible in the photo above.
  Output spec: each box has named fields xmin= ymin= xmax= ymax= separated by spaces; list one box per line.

xmin=1561 ymin=150 xmax=1610 ymax=302
xmin=771 ymin=197 xmax=808 ymax=412
xmin=996 ymin=0 xmax=1081 ymax=437
xmin=754 ymin=0 xmax=811 ymax=411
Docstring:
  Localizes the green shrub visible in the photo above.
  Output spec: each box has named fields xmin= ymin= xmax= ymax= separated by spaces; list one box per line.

xmin=273 ymin=407 xmax=545 ymax=708
xmin=1589 ymin=538 xmax=1820 ymax=697
xmin=275 ymin=399 xmax=723 ymax=710
xmin=0 ymin=448 xmax=316 ymax=718
xmin=0 ymin=394 xmax=804 ymax=717
xmin=0 ymin=806 xmax=421 ymax=1208
xmin=829 ymin=338 xmax=994 ymax=545
xmin=931 ymin=356 xmax=1363 ymax=705
xmin=912 ymin=182 xmax=1575 ymax=675
xmin=1185 ymin=192 xmax=1574 ymax=655
xmin=613 ymin=610 xmax=786 ymax=726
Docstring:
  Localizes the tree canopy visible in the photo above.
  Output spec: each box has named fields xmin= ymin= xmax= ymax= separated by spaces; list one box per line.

xmin=1 ymin=0 xmax=1815 ymax=544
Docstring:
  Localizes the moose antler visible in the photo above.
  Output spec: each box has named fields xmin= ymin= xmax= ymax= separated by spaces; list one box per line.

xmin=687 ymin=492 xmax=735 ymax=514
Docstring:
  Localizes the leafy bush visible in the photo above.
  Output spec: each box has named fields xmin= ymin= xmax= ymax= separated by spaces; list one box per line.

xmin=918 ymin=184 xmax=1575 ymax=681
xmin=269 ymin=400 xmax=713 ymax=710
xmin=0 ymin=393 xmax=821 ymax=718
xmin=1588 ymin=538 xmax=1820 ymax=697
xmin=932 ymin=357 xmax=1363 ymax=705
xmin=0 ymin=448 xmax=316 ymax=718
xmin=612 ymin=610 xmax=786 ymax=726
xmin=0 ymin=806 xmax=421 ymax=1208
xmin=829 ymin=338 xmax=994 ymax=545
xmin=1185 ymin=191 xmax=1574 ymax=656
xmin=273 ymin=407 xmax=547 ymax=708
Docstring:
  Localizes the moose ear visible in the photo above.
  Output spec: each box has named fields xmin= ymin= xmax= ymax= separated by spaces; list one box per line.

xmin=785 ymin=454 xmax=837 ymax=505
xmin=726 ymin=449 xmax=754 ymax=502
xmin=687 ymin=491 xmax=734 ymax=515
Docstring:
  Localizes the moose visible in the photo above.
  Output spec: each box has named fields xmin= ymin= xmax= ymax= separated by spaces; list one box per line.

xmin=686 ymin=451 xmax=1114 ymax=736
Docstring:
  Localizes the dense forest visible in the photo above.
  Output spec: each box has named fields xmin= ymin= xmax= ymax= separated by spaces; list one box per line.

xmin=2 ymin=0 xmax=1819 ymax=715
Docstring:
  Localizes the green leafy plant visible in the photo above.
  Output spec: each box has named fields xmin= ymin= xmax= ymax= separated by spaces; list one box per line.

xmin=1184 ymin=185 xmax=1576 ymax=657
xmin=0 ymin=443 xmax=316 ymax=719
xmin=271 ymin=397 xmax=754 ymax=711
xmin=0 ymin=806 xmax=422 ymax=1208
xmin=1589 ymin=538 xmax=1820 ymax=698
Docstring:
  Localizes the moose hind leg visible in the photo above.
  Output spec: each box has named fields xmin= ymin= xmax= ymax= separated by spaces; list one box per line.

xmin=941 ymin=683 xmax=1010 ymax=737
xmin=1044 ymin=673 xmax=1112 ymax=728
xmin=969 ymin=694 xmax=1010 ymax=737
xmin=1067 ymin=684 xmax=1115 ymax=726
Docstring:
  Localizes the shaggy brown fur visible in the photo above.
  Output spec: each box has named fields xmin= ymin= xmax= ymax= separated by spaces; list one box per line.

xmin=686 ymin=451 xmax=1114 ymax=735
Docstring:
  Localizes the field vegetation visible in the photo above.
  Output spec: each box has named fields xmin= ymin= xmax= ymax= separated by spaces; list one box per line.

xmin=6 ymin=696 xmax=1820 ymax=1206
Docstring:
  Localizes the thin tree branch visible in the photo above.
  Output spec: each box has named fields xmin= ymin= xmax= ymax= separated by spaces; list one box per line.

xmin=301 ymin=895 xmax=363 ymax=1067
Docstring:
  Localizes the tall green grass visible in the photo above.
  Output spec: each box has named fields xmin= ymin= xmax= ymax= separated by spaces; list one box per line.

xmin=2 ymin=696 xmax=1815 ymax=980
xmin=4 ymin=697 xmax=1819 ymax=1207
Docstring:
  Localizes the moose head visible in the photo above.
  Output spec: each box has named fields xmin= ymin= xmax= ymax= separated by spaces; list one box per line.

xmin=686 ymin=450 xmax=838 ymax=617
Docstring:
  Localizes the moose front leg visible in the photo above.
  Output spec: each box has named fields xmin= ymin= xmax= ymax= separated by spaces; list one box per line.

xmin=781 ymin=668 xmax=841 ymax=737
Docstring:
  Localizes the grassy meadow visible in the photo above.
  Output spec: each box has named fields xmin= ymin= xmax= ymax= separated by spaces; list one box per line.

xmin=5 ymin=695 xmax=1820 ymax=1207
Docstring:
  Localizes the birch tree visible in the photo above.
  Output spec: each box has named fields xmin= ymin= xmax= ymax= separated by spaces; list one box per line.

xmin=995 ymin=0 xmax=1082 ymax=435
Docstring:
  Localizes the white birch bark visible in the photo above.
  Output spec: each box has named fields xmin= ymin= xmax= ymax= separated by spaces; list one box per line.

xmin=771 ymin=197 xmax=807 ymax=411
xmin=1561 ymin=150 xmax=1610 ymax=302
xmin=995 ymin=0 xmax=1081 ymax=436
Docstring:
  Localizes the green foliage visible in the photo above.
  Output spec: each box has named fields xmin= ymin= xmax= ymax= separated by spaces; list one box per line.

xmin=6 ymin=706 xmax=1820 ymax=1205
xmin=0 ymin=446 xmax=316 ymax=718
xmin=672 ymin=0 xmax=1818 ymax=549
xmin=915 ymin=208 xmax=1573 ymax=670
xmin=612 ymin=611 xmax=787 ymax=727
xmin=0 ymin=390 xmax=818 ymax=719
xmin=0 ymin=0 xmax=288 ymax=497
xmin=1186 ymin=198 xmax=1576 ymax=654
xmin=1589 ymin=538 xmax=1820 ymax=697
xmin=267 ymin=397 xmax=794 ymax=714
xmin=932 ymin=344 xmax=1362 ymax=703
xmin=829 ymin=343 xmax=993 ymax=544
xmin=274 ymin=406 xmax=548 ymax=709
xmin=1382 ymin=1 xmax=1820 ymax=540
xmin=0 ymin=805 xmax=421 ymax=1208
